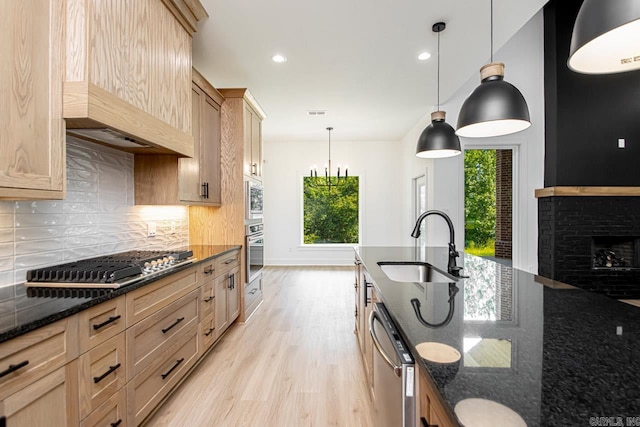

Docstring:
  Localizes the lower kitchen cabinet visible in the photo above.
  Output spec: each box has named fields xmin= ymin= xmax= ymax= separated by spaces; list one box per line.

xmin=0 ymin=362 xmax=79 ymax=427
xmin=80 ymin=388 xmax=127 ymax=427
xmin=358 ymin=267 xmax=376 ymax=400
xmin=416 ymin=364 xmax=457 ymax=427
xmin=243 ymin=273 xmax=263 ymax=320
xmin=0 ymin=249 xmax=243 ymax=426
xmin=126 ymin=328 xmax=199 ymax=426
xmin=78 ymin=333 xmax=126 ymax=419
xmin=215 ymin=266 xmax=240 ymax=336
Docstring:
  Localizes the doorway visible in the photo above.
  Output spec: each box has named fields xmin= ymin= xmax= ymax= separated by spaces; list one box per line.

xmin=464 ymin=149 xmax=513 ymax=263
xmin=413 ymin=175 xmax=427 ymax=248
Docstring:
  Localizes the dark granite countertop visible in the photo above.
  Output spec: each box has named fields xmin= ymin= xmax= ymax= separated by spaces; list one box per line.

xmin=356 ymin=246 xmax=640 ymax=427
xmin=0 ymin=245 xmax=241 ymax=344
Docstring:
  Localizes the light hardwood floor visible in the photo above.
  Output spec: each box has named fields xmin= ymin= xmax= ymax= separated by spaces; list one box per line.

xmin=145 ymin=266 xmax=374 ymax=427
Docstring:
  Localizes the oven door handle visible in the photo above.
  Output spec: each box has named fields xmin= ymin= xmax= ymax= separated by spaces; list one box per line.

xmin=247 ymin=235 xmax=264 ymax=243
xmin=369 ymin=310 xmax=402 ymax=377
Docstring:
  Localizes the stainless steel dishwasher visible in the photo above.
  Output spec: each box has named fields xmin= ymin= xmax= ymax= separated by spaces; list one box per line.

xmin=369 ymin=302 xmax=416 ymax=427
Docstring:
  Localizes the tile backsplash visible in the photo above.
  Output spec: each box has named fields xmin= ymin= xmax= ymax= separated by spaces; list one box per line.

xmin=0 ymin=137 xmax=189 ymax=288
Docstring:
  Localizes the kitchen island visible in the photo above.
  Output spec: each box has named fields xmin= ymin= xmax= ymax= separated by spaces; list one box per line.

xmin=356 ymin=246 xmax=640 ymax=426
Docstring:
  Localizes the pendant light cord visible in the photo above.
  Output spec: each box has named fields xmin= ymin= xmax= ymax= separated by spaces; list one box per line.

xmin=437 ymin=28 xmax=440 ymax=110
xmin=490 ymin=0 xmax=494 ymax=63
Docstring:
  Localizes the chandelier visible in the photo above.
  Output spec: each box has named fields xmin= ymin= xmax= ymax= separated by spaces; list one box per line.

xmin=309 ymin=127 xmax=349 ymax=187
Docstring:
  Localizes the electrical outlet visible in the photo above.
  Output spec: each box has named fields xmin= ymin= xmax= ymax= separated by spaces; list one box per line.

xmin=147 ymin=222 xmax=156 ymax=237
xmin=170 ymin=221 xmax=176 ymax=234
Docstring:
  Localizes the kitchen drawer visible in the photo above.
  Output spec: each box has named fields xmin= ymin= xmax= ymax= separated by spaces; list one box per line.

xmin=127 ymin=328 xmax=198 ymax=426
xmin=244 ymin=274 xmax=263 ymax=319
xmin=78 ymin=333 xmax=126 ymax=419
xmin=0 ymin=316 xmax=78 ymax=401
xmin=215 ymin=250 xmax=240 ymax=277
xmin=126 ymin=289 xmax=198 ymax=379
xmin=80 ymin=388 xmax=126 ymax=427
xmin=198 ymin=260 xmax=216 ymax=284
xmin=200 ymin=279 xmax=215 ymax=320
xmin=78 ymin=296 xmax=126 ymax=353
xmin=0 ymin=362 xmax=79 ymax=427
xmin=126 ymin=266 xmax=198 ymax=326
xmin=198 ymin=312 xmax=216 ymax=357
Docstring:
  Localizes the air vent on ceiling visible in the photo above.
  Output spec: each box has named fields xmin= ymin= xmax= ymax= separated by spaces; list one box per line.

xmin=306 ymin=110 xmax=327 ymax=116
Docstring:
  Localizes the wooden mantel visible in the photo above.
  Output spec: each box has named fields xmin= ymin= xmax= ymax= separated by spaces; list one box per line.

xmin=535 ymin=186 xmax=640 ymax=198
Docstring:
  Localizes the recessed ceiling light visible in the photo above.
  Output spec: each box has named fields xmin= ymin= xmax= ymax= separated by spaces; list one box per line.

xmin=418 ymin=52 xmax=432 ymax=60
xmin=271 ymin=54 xmax=287 ymax=63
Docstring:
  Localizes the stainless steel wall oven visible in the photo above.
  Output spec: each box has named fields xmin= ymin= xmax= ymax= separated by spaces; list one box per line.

xmin=246 ymin=223 xmax=264 ymax=282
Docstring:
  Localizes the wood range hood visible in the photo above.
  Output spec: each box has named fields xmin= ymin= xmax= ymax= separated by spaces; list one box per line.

xmin=62 ymin=0 xmax=209 ymax=158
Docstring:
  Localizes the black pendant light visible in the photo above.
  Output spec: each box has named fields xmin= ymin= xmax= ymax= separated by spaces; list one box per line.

xmin=568 ymin=0 xmax=640 ymax=74
xmin=456 ymin=0 xmax=531 ymax=138
xmin=416 ymin=22 xmax=461 ymax=159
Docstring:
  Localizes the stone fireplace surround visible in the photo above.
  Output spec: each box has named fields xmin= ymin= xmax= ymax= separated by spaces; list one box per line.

xmin=537 ymin=187 xmax=640 ymax=299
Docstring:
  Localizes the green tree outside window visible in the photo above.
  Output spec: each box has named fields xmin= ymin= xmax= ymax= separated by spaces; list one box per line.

xmin=303 ymin=177 xmax=359 ymax=244
xmin=464 ymin=150 xmax=496 ymax=256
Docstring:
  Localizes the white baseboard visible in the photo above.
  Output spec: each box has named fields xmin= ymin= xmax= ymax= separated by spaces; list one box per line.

xmin=266 ymin=258 xmax=353 ymax=266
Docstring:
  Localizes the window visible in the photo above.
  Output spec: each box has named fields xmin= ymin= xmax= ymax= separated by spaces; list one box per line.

xmin=303 ymin=176 xmax=359 ymax=244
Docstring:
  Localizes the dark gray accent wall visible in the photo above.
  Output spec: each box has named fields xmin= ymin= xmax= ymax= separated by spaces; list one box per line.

xmin=543 ymin=0 xmax=640 ymax=187
xmin=538 ymin=196 xmax=640 ymax=298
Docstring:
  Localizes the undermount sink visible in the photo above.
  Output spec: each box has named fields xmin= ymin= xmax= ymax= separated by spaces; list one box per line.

xmin=378 ymin=261 xmax=457 ymax=283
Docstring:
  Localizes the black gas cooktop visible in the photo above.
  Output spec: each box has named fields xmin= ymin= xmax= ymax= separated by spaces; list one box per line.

xmin=25 ymin=249 xmax=194 ymax=291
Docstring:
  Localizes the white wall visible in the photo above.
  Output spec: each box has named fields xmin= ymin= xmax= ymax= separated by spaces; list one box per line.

xmin=399 ymin=11 xmax=545 ymax=273
xmin=264 ymin=11 xmax=545 ymax=270
xmin=0 ymin=138 xmax=190 ymax=289
xmin=263 ymin=139 xmax=404 ymax=265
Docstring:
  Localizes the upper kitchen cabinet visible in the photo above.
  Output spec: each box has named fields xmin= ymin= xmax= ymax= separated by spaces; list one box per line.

xmin=134 ymin=68 xmax=223 ymax=206
xmin=63 ymin=0 xmax=207 ymax=157
xmin=0 ymin=0 xmax=66 ymax=200
xmin=218 ymin=89 xmax=266 ymax=180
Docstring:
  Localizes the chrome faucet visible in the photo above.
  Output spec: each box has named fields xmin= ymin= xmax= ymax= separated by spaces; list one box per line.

xmin=411 ymin=210 xmax=464 ymax=277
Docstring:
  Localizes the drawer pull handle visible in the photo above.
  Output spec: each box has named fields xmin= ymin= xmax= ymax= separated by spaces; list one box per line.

xmin=223 ymin=259 xmax=234 ymax=265
xmin=111 ymin=419 xmax=122 ymax=427
xmin=0 ymin=360 xmax=29 ymax=378
xmin=162 ymin=317 xmax=185 ymax=334
xmin=93 ymin=363 xmax=121 ymax=384
xmin=161 ymin=358 xmax=184 ymax=380
xmin=93 ymin=315 xmax=121 ymax=330
xmin=249 ymin=288 xmax=258 ymax=295
xmin=204 ymin=296 xmax=214 ymax=303
xmin=204 ymin=327 xmax=215 ymax=336
xmin=204 ymin=268 xmax=214 ymax=275
xmin=1 ymin=415 xmax=6 ymax=427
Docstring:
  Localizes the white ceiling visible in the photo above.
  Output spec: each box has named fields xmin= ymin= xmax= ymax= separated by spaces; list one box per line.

xmin=193 ymin=0 xmax=549 ymax=143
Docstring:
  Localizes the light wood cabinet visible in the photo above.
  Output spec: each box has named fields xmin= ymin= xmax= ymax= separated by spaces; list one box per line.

xmin=218 ymin=89 xmax=266 ymax=180
xmin=0 ymin=0 xmax=65 ymax=200
xmin=244 ymin=274 xmax=263 ymax=320
xmin=80 ymin=387 xmax=127 ymax=427
xmin=125 ymin=267 xmax=198 ymax=327
xmin=64 ymin=0 xmax=207 ymax=157
xmin=0 ymin=362 xmax=79 ymax=427
xmin=78 ymin=296 xmax=126 ymax=354
xmin=0 ymin=316 xmax=78 ymax=401
xmin=126 ymin=328 xmax=198 ymax=426
xmin=416 ymin=364 xmax=458 ymax=427
xmin=215 ymin=264 xmax=241 ymax=337
xmin=134 ymin=68 xmax=224 ymax=206
xmin=198 ymin=313 xmax=216 ymax=357
xmin=245 ymin=105 xmax=263 ymax=178
xmin=126 ymin=290 xmax=199 ymax=379
xmin=78 ymin=333 xmax=126 ymax=419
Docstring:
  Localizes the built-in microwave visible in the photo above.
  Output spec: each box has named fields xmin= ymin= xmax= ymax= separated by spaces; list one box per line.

xmin=245 ymin=180 xmax=264 ymax=220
